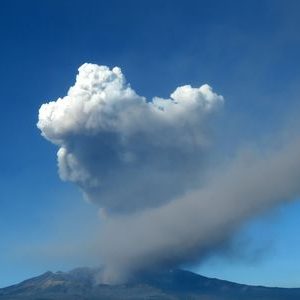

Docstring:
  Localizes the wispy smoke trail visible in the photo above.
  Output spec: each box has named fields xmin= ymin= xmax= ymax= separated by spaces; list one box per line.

xmin=98 ymin=138 xmax=300 ymax=282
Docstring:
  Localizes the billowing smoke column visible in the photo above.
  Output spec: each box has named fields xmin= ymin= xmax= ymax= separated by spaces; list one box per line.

xmin=38 ymin=63 xmax=300 ymax=283
xmin=38 ymin=63 xmax=223 ymax=213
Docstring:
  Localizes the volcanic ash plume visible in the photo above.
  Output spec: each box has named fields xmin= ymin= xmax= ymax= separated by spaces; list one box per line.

xmin=38 ymin=63 xmax=300 ymax=283
xmin=37 ymin=63 xmax=223 ymax=213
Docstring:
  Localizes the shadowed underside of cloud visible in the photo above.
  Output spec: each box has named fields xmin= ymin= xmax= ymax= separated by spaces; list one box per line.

xmin=37 ymin=63 xmax=300 ymax=283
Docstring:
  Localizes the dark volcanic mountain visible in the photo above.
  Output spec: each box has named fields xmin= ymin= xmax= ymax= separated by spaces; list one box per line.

xmin=0 ymin=268 xmax=299 ymax=300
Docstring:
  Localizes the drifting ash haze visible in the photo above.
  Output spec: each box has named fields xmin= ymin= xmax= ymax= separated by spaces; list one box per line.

xmin=38 ymin=63 xmax=300 ymax=283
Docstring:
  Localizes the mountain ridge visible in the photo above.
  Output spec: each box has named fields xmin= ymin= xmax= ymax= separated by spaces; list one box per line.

xmin=1 ymin=267 xmax=300 ymax=300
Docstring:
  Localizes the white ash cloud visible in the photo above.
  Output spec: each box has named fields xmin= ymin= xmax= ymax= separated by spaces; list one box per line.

xmin=38 ymin=63 xmax=223 ymax=213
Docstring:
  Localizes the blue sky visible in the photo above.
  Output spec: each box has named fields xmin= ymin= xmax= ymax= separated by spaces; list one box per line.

xmin=1 ymin=0 xmax=300 ymax=288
